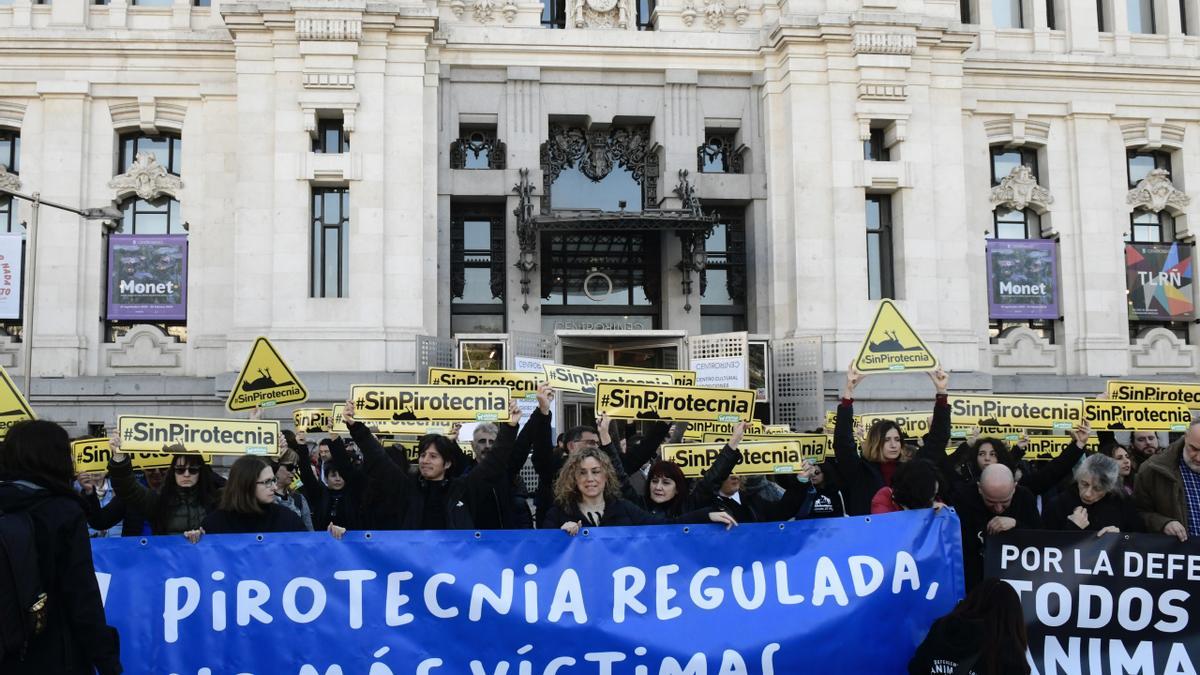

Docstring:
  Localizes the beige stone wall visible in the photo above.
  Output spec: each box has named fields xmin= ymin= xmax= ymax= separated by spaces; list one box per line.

xmin=0 ymin=0 xmax=1197 ymax=392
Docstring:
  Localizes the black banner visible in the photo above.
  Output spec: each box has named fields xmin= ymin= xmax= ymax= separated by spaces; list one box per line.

xmin=985 ymin=530 xmax=1198 ymax=675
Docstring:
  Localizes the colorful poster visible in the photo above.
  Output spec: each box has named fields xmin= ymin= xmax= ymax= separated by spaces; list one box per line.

xmin=1126 ymin=242 xmax=1193 ymax=321
xmin=106 ymin=234 xmax=188 ymax=321
xmin=986 ymin=239 xmax=1059 ymax=320
xmin=0 ymin=233 xmax=22 ymax=320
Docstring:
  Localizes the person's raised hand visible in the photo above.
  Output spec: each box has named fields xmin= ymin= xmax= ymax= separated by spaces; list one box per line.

xmin=729 ymin=421 xmax=747 ymax=449
xmin=1071 ymin=420 xmax=1092 ymax=448
xmin=597 ymin=413 xmax=613 ymax=444
xmin=108 ymin=433 xmax=127 ymax=463
xmin=928 ymin=368 xmax=949 ymax=395
xmin=842 ymin=362 xmax=867 ymax=399
xmin=536 ymin=383 xmax=554 ymax=415
xmin=506 ymin=399 xmax=521 ymax=427
xmin=342 ymin=398 xmax=356 ymax=426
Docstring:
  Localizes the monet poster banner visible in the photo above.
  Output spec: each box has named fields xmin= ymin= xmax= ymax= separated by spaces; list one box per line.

xmin=106 ymin=234 xmax=188 ymax=321
xmin=986 ymin=239 xmax=1059 ymax=320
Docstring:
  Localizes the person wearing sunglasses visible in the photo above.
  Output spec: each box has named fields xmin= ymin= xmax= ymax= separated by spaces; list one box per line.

xmin=108 ymin=438 xmax=221 ymax=535
xmin=185 ymin=456 xmax=306 ymax=542
xmin=270 ymin=444 xmax=314 ymax=531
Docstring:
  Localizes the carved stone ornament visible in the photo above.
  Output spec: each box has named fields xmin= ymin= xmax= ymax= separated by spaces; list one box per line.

xmin=502 ymin=0 xmax=518 ymax=21
xmin=1126 ymin=168 xmax=1191 ymax=214
xmin=449 ymin=0 xmax=466 ymax=17
xmin=990 ymin=165 xmax=1053 ymax=213
xmin=108 ymin=152 xmax=183 ymax=201
xmin=572 ymin=0 xmax=632 ymax=29
xmin=0 ymin=165 xmax=19 ymax=193
xmin=681 ymin=0 xmax=747 ymax=28
xmin=473 ymin=0 xmax=497 ymax=23
xmin=540 ymin=124 xmax=658 ymax=211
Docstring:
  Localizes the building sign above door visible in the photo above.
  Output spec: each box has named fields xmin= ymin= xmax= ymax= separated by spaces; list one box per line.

xmin=542 ymin=315 xmax=652 ymax=332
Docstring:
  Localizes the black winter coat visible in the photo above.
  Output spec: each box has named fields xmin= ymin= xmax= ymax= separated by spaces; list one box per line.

xmin=200 ymin=503 xmax=306 ymax=534
xmin=951 ymin=482 xmax=1042 ymax=590
xmin=543 ymin=497 xmax=714 ymax=529
xmin=908 ymin=615 xmax=1029 ymax=675
xmin=290 ymin=438 xmax=360 ymax=531
xmin=470 ymin=408 xmax=549 ymax=530
xmin=1043 ymin=488 xmax=1145 ymax=534
xmin=0 ymin=480 xmax=122 ymax=675
xmin=834 ymin=396 xmax=952 ymax=516
xmin=349 ymin=419 xmax=518 ymax=530
xmin=693 ymin=443 xmax=818 ymax=522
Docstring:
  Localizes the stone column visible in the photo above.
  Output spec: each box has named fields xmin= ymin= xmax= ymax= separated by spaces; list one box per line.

xmin=504 ymin=67 xmax=543 ymax=335
xmin=1064 ymin=0 xmax=1101 ymax=51
xmin=29 ymin=81 xmax=92 ymax=379
xmin=1061 ymin=103 xmax=1128 ymax=376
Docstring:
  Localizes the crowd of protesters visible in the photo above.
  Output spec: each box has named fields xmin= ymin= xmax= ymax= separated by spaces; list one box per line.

xmin=2 ymin=371 xmax=1199 ymax=675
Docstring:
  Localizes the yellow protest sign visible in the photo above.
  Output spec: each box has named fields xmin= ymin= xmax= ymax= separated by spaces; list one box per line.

xmin=350 ymin=385 xmax=510 ymax=423
xmin=949 ymin=395 xmax=1082 ymax=431
xmin=72 ymin=438 xmax=177 ymax=473
xmin=1083 ymin=399 xmax=1192 ymax=432
xmin=681 ymin=419 xmax=765 ymax=440
xmin=329 ymin=406 xmax=455 ymax=436
xmin=1105 ymin=380 xmax=1200 ymax=408
xmin=824 ymin=410 xmax=837 ymax=430
xmin=859 ymin=411 xmax=932 ymax=439
xmin=662 ymin=440 xmax=819 ymax=478
xmin=0 ymin=365 xmax=34 ymax=439
xmin=117 ymin=416 xmax=280 ymax=456
xmin=952 ymin=426 xmax=1023 ymax=442
xmin=595 ymin=383 xmax=755 ymax=423
xmin=293 ymin=408 xmax=332 ymax=433
xmin=541 ymin=363 xmax=674 ymax=395
xmin=764 ymin=424 xmax=794 ymax=434
xmin=853 ymin=299 xmax=937 ymax=373
xmin=542 ymin=364 xmax=602 ymax=394
xmin=594 ymin=364 xmax=698 ymax=386
xmin=227 ymin=337 xmax=308 ymax=411
xmin=701 ymin=432 xmax=827 ymax=454
xmin=1023 ymin=435 xmax=1098 ymax=461
xmin=428 ymin=368 xmax=543 ymax=399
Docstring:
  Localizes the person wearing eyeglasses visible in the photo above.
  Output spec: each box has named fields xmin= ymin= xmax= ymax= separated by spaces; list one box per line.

xmin=108 ymin=437 xmax=220 ymax=535
xmin=270 ymin=445 xmax=314 ymax=531
xmin=184 ymin=456 xmax=306 ymax=542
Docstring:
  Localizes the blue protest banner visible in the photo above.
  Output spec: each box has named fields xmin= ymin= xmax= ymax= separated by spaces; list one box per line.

xmin=91 ymin=509 xmax=964 ymax=674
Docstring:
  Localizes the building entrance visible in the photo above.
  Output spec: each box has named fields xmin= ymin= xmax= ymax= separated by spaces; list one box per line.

xmin=555 ymin=331 xmax=685 ymax=431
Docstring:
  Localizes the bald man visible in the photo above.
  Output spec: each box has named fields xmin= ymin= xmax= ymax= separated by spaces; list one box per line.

xmin=1134 ymin=420 xmax=1200 ymax=542
xmin=953 ymin=463 xmax=1043 ymax=589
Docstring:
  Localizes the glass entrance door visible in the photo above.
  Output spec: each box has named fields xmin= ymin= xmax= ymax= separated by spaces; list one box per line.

xmin=557 ymin=335 xmax=684 ymax=438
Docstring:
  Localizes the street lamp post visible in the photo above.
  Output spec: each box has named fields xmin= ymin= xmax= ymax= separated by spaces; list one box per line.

xmin=0 ymin=186 xmax=122 ymax=397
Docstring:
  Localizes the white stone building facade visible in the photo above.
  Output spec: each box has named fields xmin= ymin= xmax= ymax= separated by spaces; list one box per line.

xmin=1 ymin=0 xmax=1198 ymax=431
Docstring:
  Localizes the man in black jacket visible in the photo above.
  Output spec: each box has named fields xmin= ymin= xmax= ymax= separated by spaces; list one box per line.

xmin=467 ymin=385 xmax=552 ymax=529
xmin=954 ymin=463 xmax=1042 ymax=590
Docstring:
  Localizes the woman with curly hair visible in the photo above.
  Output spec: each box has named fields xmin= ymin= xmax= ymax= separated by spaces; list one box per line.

xmin=544 ymin=447 xmax=738 ymax=535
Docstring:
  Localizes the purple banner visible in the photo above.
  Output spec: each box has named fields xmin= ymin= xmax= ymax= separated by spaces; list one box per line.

xmin=986 ymin=239 xmax=1059 ymax=320
xmin=106 ymin=234 xmax=187 ymax=321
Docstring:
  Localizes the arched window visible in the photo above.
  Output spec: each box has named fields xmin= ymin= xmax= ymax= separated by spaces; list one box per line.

xmin=107 ymin=132 xmax=187 ymax=343
xmin=1125 ymin=150 xmax=1188 ymax=343
xmin=114 ymin=132 xmax=185 ymax=234
xmin=987 ymin=146 xmax=1056 ymax=344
